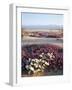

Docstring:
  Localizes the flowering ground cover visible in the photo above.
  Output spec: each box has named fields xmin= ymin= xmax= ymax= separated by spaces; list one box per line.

xmin=21 ymin=44 xmax=63 ymax=77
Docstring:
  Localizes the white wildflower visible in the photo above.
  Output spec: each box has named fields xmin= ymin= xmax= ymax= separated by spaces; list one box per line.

xmin=45 ymin=62 xmax=49 ymax=66
xmin=29 ymin=66 xmax=34 ymax=71
xmin=47 ymin=52 xmax=54 ymax=60
xmin=32 ymin=59 xmax=35 ymax=62
xmin=25 ymin=65 xmax=29 ymax=69
xmin=34 ymin=63 xmax=38 ymax=68
xmin=35 ymin=59 xmax=39 ymax=63
xmin=42 ymin=60 xmax=45 ymax=63
xmin=43 ymin=64 xmax=45 ymax=67
xmin=31 ymin=62 xmax=33 ymax=65
xmin=39 ymin=59 xmax=41 ymax=62
xmin=29 ymin=58 xmax=31 ymax=61
xmin=39 ymin=65 xmax=41 ymax=68
xmin=42 ymin=66 xmax=45 ymax=70
xmin=39 ymin=54 xmax=43 ymax=58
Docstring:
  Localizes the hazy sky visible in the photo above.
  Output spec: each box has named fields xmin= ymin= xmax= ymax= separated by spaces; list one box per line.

xmin=21 ymin=13 xmax=63 ymax=27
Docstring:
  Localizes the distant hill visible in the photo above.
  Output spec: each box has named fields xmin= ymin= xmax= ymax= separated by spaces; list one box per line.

xmin=22 ymin=25 xmax=63 ymax=30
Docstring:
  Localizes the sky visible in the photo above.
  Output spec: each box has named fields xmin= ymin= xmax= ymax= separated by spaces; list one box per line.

xmin=21 ymin=13 xmax=63 ymax=28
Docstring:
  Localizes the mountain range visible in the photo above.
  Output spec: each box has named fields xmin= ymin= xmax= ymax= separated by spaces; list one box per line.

xmin=22 ymin=25 xmax=63 ymax=30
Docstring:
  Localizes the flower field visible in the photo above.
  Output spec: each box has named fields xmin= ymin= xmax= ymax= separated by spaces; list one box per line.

xmin=21 ymin=44 xmax=63 ymax=77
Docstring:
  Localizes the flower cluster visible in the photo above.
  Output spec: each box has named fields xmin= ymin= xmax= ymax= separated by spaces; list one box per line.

xmin=25 ymin=52 xmax=55 ymax=75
